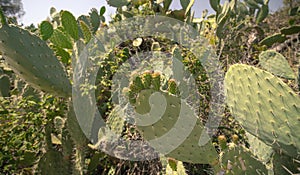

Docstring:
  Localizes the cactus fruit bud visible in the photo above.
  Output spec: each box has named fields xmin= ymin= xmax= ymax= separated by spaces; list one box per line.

xmin=167 ymin=79 xmax=178 ymax=95
xmin=152 ymin=72 xmax=161 ymax=91
xmin=142 ymin=70 xmax=152 ymax=89
xmin=133 ymin=76 xmax=144 ymax=91
xmin=218 ymin=135 xmax=227 ymax=150
xmin=231 ymin=134 xmax=239 ymax=144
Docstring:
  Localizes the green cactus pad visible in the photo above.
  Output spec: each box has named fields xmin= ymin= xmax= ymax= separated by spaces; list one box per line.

xmin=50 ymin=28 xmax=73 ymax=49
xmin=259 ymin=33 xmax=287 ymax=47
xmin=225 ymin=64 xmax=300 ymax=157
xmin=245 ymin=132 xmax=273 ymax=163
xmin=39 ymin=20 xmax=53 ymax=40
xmin=133 ymin=89 xmax=218 ymax=163
xmin=280 ymin=25 xmax=300 ymax=35
xmin=0 ymin=75 xmax=10 ymax=97
xmin=273 ymin=151 xmax=300 ymax=174
xmin=221 ymin=146 xmax=268 ymax=174
xmin=259 ymin=50 xmax=296 ymax=79
xmin=79 ymin=20 xmax=92 ymax=43
xmin=0 ymin=25 xmax=71 ymax=97
xmin=106 ymin=105 xmax=126 ymax=136
xmin=61 ymin=10 xmax=79 ymax=41
xmin=107 ymin=0 xmax=129 ymax=7
xmin=89 ymin=8 xmax=100 ymax=33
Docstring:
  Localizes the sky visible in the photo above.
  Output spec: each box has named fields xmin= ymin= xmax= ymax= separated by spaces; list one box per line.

xmin=20 ymin=0 xmax=284 ymax=26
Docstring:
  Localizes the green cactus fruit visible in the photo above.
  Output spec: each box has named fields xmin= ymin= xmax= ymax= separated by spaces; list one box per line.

xmin=218 ymin=135 xmax=227 ymax=150
xmin=152 ymin=72 xmax=161 ymax=91
xmin=259 ymin=33 xmax=287 ymax=47
xmin=259 ymin=50 xmax=296 ymax=79
xmin=0 ymin=75 xmax=10 ymax=97
xmin=128 ymin=90 xmax=137 ymax=104
xmin=225 ymin=64 xmax=300 ymax=157
xmin=142 ymin=71 xmax=152 ymax=89
xmin=61 ymin=10 xmax=79 ymax=41
xmin=133 ymin=76 xmax=144 ymax=92
xmin=0 ymin=25 xmax=71 ymax=97
xmin=167 ymin=79 xmax=179 ymax=95
xmin=39 ymin=20 xmax=53 ymax=40
xmin=133 ymin=89 xmax=218 ymax=163
xmin=231 ymin=134 xmax=239 ymax=144
xmin=221 ymin=146 xmax=268 ymax=174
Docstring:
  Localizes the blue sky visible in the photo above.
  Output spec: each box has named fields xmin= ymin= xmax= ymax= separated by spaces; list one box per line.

xmin=20 ymin=0 xmax=284 ymax=26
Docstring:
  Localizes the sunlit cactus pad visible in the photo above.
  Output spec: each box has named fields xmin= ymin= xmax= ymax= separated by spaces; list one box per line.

xmin=0 ymin=25 xmax=71 ymax=97
xmin=225 ymin=64 xmax=300 ymax=157
xmin=259 ymin=50 xmax=296 ymax=79
xmin=126 ymin=71 xmax=218 ymax=163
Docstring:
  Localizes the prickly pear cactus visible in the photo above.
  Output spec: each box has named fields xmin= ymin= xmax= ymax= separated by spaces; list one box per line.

xmin=127 ymin=71 xmax=218 ymax=164
xmin=245 ymin=132 xmax=273 ymax=164
xmin=225 ymin=64 xmax=300 ymax=157
xmin=273 ymin=151 xmax=300 ymax=174
xmin=0 ymin=20 xmax=71 ymax=97
xmin=220 ymin=146 xmax=268 ymax=174
xmin=259 ymin=50 xmax=296 ymax=79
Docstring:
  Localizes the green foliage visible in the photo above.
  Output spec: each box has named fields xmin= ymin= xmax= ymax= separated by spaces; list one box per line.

xmin=0 ymin=93 xmax=67 ymax=174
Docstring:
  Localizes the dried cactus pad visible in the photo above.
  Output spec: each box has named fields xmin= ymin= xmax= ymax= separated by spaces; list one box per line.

xmin=225 ymin=64 xmax=300 ymax=157
xmin=259 ymin=50 xmax=296 ymax=79
xmin=0 ymin=25 xmax=71 ymax=97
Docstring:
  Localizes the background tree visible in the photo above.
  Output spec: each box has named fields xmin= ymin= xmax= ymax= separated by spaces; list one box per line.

xmin=0 ymin=0 xmax=24 ymax=18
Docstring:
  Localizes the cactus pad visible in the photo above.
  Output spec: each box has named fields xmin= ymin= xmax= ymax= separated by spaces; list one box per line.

xmin=127 ymin=72 xmax=218 ymax=163
xmin=221 ymin=146 xmax=268 ymax=174
xmin=225 ymin=64 xmax=300 ymax=157
xmin=0 ymin=25 xmax=71 ymax=97
xmin=259 ymin=50 xmax=296 ymax=79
